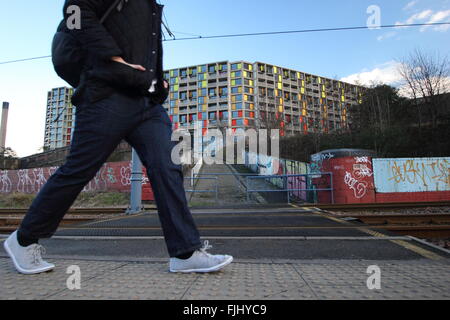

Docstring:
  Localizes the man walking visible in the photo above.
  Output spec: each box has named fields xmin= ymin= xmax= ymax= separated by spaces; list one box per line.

xmin=4 ymin=0 xmax=233 ymax=274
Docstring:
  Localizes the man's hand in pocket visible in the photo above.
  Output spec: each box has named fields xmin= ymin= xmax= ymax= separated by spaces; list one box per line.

xmin=111 ymin=56 xmax=146 ymax=72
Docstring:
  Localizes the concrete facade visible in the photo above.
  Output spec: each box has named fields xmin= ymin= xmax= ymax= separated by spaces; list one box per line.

xmin=44 ymin=87 xmax=75 ymax=150
xmin=163 ymin=61 xmax=363 ymax=137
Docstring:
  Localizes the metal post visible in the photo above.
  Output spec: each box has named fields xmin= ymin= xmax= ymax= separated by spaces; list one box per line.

xmin=286 ymin=175 xmax=290 ymax=204
xmin=246 ymin=176 xmax=250 ymax=202
xmin=126 ymin=148 xmax=143 ymax=215
xmin=330 ymin=172 xmax=335 ymax=204
xmin=215 ymin=178 xmax=219 ymax=203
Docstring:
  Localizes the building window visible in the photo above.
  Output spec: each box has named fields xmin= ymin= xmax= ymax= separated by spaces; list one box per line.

xmin=219 ymin=63 xmax=228 ymax=72
xmin=208 ymin=65 xmax=216 ymax=73
xmin=231 ymin=63 xmax=241 ymax=71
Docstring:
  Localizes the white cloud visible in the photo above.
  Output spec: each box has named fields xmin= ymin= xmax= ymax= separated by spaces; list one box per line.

xmin=420 ymin=10 xmax=450 ymax=32
xmin=341 ymin=61 xmax=450 ymax=98
xmin=377 ymin=31 xmax=397 ymax=41
xmin=403 ymin=1 xmax=419 ymax=11
xmin=406 ymin=9 xmax=433 ymax=24
xmin=396 ymin=9 xmax=450 ymax=32
xmin=340 ymin=61 xmax=403 ymax=87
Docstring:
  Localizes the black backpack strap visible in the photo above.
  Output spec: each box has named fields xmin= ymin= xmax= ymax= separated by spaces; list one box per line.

xmin=100 ymin=0 xmax=126 ymax=24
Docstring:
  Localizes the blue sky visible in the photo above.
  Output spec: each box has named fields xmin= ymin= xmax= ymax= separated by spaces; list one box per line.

xmin=0 ymin=0 xmax=449 ymax=157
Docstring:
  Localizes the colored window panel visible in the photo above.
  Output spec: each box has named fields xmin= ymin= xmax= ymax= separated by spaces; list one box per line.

xmin=222 ymin=111 xmax=229 ymax=120
xmin=231 ymin=71 xmax=242 ymax=78
xmin=231 ymin=87 xmax=242 ymax=94
xmin=231 ymin=63 xmax=242 ymax=70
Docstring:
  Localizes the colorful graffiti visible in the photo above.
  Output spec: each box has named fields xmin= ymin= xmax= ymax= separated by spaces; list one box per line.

xmin=0 ymin=161 xmax=146 ymax=195
xmin=310 ymin=152 xmax=334 ymax=175
xmin=243 ymin=151 xmax=311 ymax=201
xmin=373 ymin=158 xmax=450 ymax=193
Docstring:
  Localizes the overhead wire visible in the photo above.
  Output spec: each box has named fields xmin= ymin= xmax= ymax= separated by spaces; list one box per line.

xmin=0 ymin=22 xmax=449 ymax=65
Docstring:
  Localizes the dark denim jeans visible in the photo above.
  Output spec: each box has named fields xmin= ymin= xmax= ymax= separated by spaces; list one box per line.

xmin=19 ymin=92 xmax=202 ymax=257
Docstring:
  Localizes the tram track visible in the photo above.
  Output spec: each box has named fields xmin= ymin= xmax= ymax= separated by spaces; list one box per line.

xmin=0 ymin=204 xmax=449 ymax=239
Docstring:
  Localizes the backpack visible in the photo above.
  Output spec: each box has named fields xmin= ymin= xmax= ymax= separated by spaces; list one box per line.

xmin=51 ymin=0 xmax=124 ymax=88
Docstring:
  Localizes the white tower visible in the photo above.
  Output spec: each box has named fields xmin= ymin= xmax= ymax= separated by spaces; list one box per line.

xmin=0 ymin=102 xmax=9 ymax=152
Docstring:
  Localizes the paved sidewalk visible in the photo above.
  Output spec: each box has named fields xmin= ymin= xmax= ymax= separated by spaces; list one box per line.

xmin=1 ymin=256 xmax=449 ymax=300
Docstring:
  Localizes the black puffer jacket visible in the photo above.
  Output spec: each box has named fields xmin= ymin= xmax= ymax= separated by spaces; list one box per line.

xmin=63 ymin=0 xmax=165 ymax=105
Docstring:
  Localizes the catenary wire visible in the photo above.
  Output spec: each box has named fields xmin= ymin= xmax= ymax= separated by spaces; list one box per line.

xmin=0 ymin=22 xmax=449 ymax=65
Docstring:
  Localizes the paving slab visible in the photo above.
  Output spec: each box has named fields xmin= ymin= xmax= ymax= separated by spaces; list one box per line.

xmin=0 ymin=237 xmax=444 ymax=261
xmin=1 ymin=257 xmax=449 ymax=300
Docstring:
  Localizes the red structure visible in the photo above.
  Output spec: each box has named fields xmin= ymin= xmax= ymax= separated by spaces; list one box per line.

xmin=312 ymin=150 xmax=450 ymax=204
xmin=322 ymin=156 xmax=376 ymax=204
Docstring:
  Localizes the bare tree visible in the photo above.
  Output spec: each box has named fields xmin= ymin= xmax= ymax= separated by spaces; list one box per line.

xmin=398 ymin=49 xmax=450 ymax=130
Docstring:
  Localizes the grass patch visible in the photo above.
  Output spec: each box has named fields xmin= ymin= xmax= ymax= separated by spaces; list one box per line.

xmin=73 ymin=192 xmax=130 ymax=208
xmin=0 ymin=191 xmax=131 ymax=208
xmin=0 ymin=193 xmax=35 ymax=208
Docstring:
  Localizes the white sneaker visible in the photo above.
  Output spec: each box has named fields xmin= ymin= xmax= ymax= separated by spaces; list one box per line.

xmin=169 ymin=241 xmax=233 ymax=273
xmin=3 ymin=231 xmax=55 ymax=275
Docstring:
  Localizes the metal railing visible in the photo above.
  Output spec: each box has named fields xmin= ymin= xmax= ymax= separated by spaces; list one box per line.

xmin=245 ymin=173 xmax=334 ymax=204
xmin=184 ymin=177 xmax=219 ymax=202
xmin=193 ymin=171 xmax=258 ymax=191
xmin=189 ymin=170 xmax=334 ymax=204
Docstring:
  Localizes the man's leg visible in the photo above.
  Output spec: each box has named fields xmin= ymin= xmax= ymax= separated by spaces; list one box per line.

xmin=19 ymin=94 xmax=136 ymax=239
xmin=124 ymin=101 xmax=233 ymax=273
xmin=124 ymin=102 xmax=202 ymax=258
xmin=5 ymin=92 xmax=140 ymax=274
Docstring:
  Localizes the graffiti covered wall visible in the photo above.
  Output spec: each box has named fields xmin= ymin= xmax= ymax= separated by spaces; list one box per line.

xmin=0 ymin=161 xmax=154 ymax=198
xmin=243 ymin=151 xmax=311 ymax=202
xmin=373 ymin=158 xmax=450 ymax=193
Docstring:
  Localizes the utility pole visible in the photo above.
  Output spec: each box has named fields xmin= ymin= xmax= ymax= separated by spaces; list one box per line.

xmin=126 ymin=148 xmax=144 ymax=215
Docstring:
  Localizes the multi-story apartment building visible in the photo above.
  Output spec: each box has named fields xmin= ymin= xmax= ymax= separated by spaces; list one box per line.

xmin=43 ymin=62 xmax=363 ymax=151
xmin=163 ymin=60 xmax=363 ymax=136
xmin=44 ymin=87 xmax=76 ymax=150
